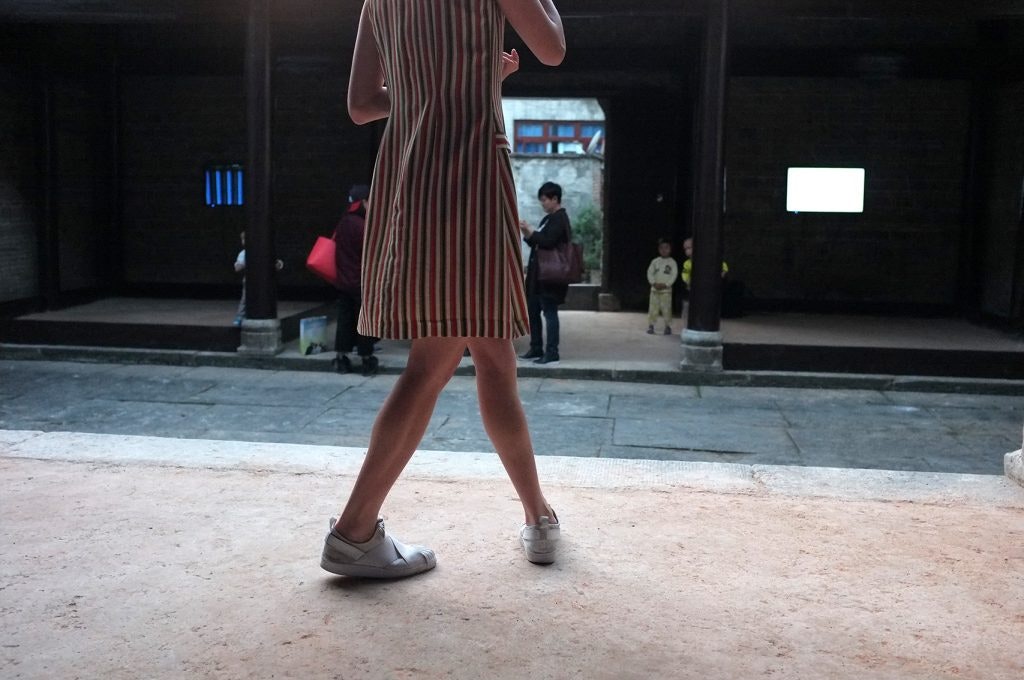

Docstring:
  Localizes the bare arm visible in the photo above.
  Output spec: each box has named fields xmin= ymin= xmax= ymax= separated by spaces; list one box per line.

xmin=497 ymin=0 xmax=565 ymax=66
xmin=347 ymin=1 xmax=389 ymax=125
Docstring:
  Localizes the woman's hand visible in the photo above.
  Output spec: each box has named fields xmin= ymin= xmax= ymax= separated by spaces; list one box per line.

xmin=501 ymin=49 xmax=520 ymax=81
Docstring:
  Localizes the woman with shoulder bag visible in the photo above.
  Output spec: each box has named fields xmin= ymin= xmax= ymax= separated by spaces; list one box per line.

xmin=519 ymin=181 xmax=569 ymax=366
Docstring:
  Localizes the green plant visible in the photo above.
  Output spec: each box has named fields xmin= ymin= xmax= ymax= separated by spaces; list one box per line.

xmin=573 ymin=204 xmax=603 ymax=274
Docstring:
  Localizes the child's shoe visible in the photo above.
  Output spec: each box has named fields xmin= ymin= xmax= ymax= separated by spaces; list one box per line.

xmin=664 ymin=326 xmax=672 ymax=335
xmin=646 ymin=325 xmax=654 ymax=334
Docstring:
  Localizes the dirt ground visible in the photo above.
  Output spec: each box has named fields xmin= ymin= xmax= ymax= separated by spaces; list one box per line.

xmin=3 ymin=452 xmax=1023 ymax=680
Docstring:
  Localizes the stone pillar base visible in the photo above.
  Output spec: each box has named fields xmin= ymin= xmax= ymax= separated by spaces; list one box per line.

xmin=1007 ymin=424 xmax=1023 ymax=488
xmin=598 ymin=293 xmax=620 ymax=312
xmin=1007 ymin=450 xmax=1024 ymax=489
xmin=238 ymin=318 xmax=283 ymax=356
xmin=680 ymin=329 xmax=723 ymax=372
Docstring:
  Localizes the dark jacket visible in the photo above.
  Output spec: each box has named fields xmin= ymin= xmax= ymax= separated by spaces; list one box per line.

xmin=333 ymin=202 xmax=366 ymax=293
xmin=525 ymin=207 xmax=570 ymax=304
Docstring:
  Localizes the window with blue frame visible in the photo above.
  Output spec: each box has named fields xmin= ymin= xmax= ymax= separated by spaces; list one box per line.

xmin=517 ymin=123 xmax=545 ymax=137
xmin=514 ymin=120 xmax=605 ymax=154
xmin=519 ymin=142 xmax=550 ymax=153
xmin=205 ymin=164 xmax=245 ymax=207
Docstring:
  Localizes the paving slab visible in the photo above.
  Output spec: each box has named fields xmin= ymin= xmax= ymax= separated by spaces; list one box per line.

xmin=886 ymin=391 xmax=1024 ymax=410
xmin=614 ymin=416 xmax=801 ymax=458
xmin=184 ymin=382 xmax=350 ymax=407
xmin=778 ymin=402 xmax=947 ymax=432
xmin=927 ymin=406 xmax=1024 ymax=434
xmin=1 ymin=431 xmax=1022 ymax=680
xmin=786 ymin=426 xmax=1003 ymax=475
xmin=698 ymin=385 xmax=893 ymax=407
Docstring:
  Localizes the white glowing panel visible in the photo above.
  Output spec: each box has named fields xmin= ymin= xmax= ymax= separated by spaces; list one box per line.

xmin=786 ymin=167 xmax=865 ymax=213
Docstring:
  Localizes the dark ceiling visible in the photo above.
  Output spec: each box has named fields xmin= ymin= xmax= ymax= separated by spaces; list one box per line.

xmin=2 ymin=1 xmax=1023 ymax=48
xmin=1 ymin=0 xmax=1021 ymax=86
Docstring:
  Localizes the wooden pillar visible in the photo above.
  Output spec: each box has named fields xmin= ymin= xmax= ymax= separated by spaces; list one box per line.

xmin=240 ymin=0 xmax=282 ymax=354
xmin=681 ymin=0 xmax=729 ymax=370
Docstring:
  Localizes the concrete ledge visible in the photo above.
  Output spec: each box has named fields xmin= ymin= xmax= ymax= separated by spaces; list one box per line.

xmin=4 ymin=430 xmax=1022 ymax=507
xmin=4 ymin=342 xmax=1024 ymax=394
xmin=1006 ymin=450 xmax=1024 ymax=488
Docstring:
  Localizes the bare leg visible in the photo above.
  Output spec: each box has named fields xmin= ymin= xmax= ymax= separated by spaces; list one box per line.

xmin=466 ymin=337 xmax=552 ymax=526
xmin=333 ymin=337 xmax=466 ymax=541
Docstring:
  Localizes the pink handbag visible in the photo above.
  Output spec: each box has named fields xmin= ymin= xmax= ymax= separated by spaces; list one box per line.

xmin=306 ymin=236 xmax=339 ymax=287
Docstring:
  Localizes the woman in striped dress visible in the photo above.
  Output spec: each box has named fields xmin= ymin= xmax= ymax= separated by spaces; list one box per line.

xmin=321 ymin=0 xmax=566 ymax=578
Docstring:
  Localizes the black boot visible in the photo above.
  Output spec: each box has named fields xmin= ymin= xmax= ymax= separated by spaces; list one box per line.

xmin=361 ymin=355 xmax=379 ymax=377
xmin=332 ymin=354 xmax=352 ymax=374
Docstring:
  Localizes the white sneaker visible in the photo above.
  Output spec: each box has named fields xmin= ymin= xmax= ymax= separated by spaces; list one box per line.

xmin=321 ymin=518 xmax=436 ymax=578
xmin=520 ymin=514 xmax=560 ymax=564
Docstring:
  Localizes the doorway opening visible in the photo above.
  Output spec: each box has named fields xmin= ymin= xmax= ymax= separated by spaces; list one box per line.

xmin=502 ymin=97 xmax=606 ymax=289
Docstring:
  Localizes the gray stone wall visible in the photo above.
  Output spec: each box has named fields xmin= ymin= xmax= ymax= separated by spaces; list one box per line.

xmin=512 ymin=155 xmax=604 ymax=227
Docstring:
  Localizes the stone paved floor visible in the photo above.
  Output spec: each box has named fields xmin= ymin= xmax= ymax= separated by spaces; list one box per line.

xmin=1 ymin=359 xmax=1021 ymax=474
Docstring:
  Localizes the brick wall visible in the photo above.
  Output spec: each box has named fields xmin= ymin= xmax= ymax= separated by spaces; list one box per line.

xmin=119 ymin=67 xmax=371 ymax=290
xmin=725 ymin=77 xmax=971 ymax=306
xmin=0 ymin=69 xmax=39 ymax=303
xmin=272 ymin=68 xmax=374 ymax=284
xmin=54 ymin=76 xmax=111 ymax=292
xmin=120 ymin=75 xmax=248 ymax=285
xmin=979 ymin=81 xmax=1024 ymax=320
xmin=20 ymin=54 xmax=1003 ymax=318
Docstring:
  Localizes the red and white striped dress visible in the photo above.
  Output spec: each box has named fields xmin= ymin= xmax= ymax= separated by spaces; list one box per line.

xmin=357 ymin=0 xmax=529 ymax=339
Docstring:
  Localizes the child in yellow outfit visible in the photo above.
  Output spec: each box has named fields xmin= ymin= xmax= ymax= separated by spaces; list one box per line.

xmin=646 ymin=238 xmax=678 ymax=335
xmin=680 ymin=237 xmax=728 ymax=287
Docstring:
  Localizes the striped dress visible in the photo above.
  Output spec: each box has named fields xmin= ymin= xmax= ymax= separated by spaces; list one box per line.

xmin=357 ymin=0 xmax=529 ymax=340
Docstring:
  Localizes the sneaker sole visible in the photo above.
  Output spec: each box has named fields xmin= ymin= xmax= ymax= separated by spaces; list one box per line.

xmin=521 ymin=538 xmax=558 ymax=564
xmin=320 ymin=550 xmax=436 ymax=579
xmin=320 ymin=556 xmax=436 ymax=579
